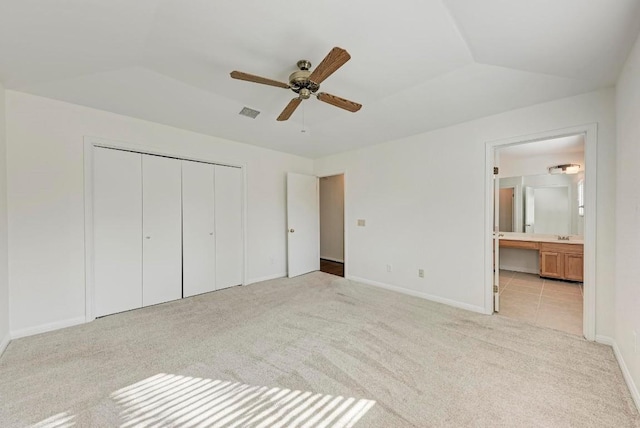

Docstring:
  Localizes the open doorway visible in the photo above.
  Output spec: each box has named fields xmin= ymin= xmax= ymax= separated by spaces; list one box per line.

xmin=494 ymin=134 xmax=586 ymax=336
xmin=499 ymin=187 xmax=515 ymax=232
xmin=319 ymin=174 xmax=345 ymax=277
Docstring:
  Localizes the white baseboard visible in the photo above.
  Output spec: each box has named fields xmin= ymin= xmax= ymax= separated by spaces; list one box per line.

xmin=499 ymin=265 xmax=538 ymax=275
xmin=347 ymin=275 xmax=486 ymax=314
xmin=595 ymin=335 xmax=615 ymax=346
xmin=0 ymin=332 xmax=10 ymax=357
xmin=245 ymin=272 xmax=287 ymax=285
xmin=320 ymin=256 xmax=344 ymax=263
xmin=596 ymin=335 xmax=640 ymax=412
xmin=10 ymin=316 xmax=86 ymax=340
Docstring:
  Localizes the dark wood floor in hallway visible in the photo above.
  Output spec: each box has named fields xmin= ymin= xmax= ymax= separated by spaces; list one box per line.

xmin=320 ymin=259 xmax=344 ymax=277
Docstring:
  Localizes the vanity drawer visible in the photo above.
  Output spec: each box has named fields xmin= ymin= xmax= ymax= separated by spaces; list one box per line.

xmin=540 ymin=242 xmax=583 ymax=254
xmin=499 ymin=240 xmax=540 ymax=250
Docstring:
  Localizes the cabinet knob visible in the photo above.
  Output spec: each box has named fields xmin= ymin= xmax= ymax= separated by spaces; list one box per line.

xmin=209 ymin=232 xmax=214 ymax=236
xmin=289 ymin=229 xmax=295 ymax=233
xmin=145 ymin=236 xmax=151 ymax=239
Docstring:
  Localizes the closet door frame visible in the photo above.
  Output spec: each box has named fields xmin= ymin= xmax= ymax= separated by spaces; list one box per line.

xmin=83 ymin=137 xmax=247 ymax=322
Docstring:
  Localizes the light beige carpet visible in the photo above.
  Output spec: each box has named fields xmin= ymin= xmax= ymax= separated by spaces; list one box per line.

xmin=0 ymin=272 xmax=638 ymax=427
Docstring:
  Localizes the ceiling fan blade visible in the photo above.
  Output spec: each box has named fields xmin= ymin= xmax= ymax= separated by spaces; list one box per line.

xmin=308 ymin=47 xmax=351 ymax=84
xmin=230 ymin=71 xmax=290 ymax=89
xmin=317 ymin=92 xmax=362 ymax=112
xmin=277 ymin=98 xmax=302 ymax=121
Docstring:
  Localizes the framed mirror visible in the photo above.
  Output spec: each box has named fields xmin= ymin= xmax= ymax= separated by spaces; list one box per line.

xmin=499 ymin=172 xmax=584 ymax=236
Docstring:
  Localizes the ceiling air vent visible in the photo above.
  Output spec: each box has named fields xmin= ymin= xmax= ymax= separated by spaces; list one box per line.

xmin=239 ymin=107 xmax=260 ymax=119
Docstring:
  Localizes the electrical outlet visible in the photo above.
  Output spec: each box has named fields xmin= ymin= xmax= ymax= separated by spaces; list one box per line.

xmin=357 ymin=219 xmax=366 ymax=227
xmin=418 ymin=269 xmax=425 ymax=278
xmin=386 ymin=264 xmax=392 ymax=272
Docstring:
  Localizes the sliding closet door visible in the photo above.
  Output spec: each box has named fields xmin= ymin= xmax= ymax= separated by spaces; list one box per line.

xmin=142 ymin=155 xmax=183 ymax=306
xmin=93 ymin=147 xmax=142 ymax=317
xmin=215 ymin=165 xmax=243 ymax=289
xmin=182 ymin=160 xmax=216 ymax=297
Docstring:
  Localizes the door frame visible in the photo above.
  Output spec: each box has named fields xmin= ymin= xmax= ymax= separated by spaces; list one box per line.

xmin=484 ymin=124 xmax=597 ymax=341
xmin=317 ymin=171 xmax=348 ymax=278
xmin=83 ymin=136 xmax=247 ymax=322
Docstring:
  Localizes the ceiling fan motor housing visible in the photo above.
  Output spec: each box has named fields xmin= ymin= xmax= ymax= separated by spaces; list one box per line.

xmin=289 ymin=60 xmax=320 ymax=97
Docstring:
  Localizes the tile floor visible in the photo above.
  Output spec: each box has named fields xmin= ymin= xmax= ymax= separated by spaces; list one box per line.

xmin=498 ymin=270 xmax=583 ymax=336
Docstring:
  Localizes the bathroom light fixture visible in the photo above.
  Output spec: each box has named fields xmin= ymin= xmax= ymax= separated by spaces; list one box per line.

xmin=548 ymin=163 xmax=581 ymax=174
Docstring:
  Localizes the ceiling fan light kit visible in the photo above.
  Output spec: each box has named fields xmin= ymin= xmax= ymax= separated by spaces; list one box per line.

xmin=230 ymin=47 xmax=362 ymax=121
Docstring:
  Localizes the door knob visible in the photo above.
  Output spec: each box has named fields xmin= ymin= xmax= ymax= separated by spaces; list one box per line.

xmin=289 ymin=229 xmax=295 ymax=233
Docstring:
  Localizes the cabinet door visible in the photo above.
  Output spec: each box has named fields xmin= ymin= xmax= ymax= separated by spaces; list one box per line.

xmin=564 ymin=253 xmax=584 ymax=282
xmin=540 ymin=251 xmax=563 ymax=279
xmin=93 ymin=147 xmax=142 ymax=317
xmin=142 ymin=155 xmax=183 ymax=306
xmin=182 ymin=160 xmax=216 ymax=297
xmin=215 ymin=165 xmax=243 ymax=289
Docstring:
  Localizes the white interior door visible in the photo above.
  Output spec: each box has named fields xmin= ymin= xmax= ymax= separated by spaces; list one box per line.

xmin=93 ymin=147 xmax=143 ymax=317
xmin=182 ymin=160 xmax=216 ymax=297
xmin=287 ymin=172 xmax=319 ymax=278
xmin=215 ymin=165 xmax=243 ymax=289
xmin=142 ymin=155 xmax=183 ymax=306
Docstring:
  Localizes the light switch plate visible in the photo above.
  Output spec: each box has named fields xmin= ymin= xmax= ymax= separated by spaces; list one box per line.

xmin=357 ymin=219 xmax=366 ymax=227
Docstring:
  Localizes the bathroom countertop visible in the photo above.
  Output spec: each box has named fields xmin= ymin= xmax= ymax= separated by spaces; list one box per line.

xmin=498 ymin=232 xmax=584 ymax=245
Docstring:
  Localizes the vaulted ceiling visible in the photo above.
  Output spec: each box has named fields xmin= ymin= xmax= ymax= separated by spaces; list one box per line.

xmin=1 ymin=0 xmax=639 ymax=158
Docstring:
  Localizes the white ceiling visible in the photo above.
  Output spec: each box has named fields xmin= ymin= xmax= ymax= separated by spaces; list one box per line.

xmin=499 ymin=134 xmax=584 ymax=160
xmin=1 ymin=0 xmax=638 ymax=158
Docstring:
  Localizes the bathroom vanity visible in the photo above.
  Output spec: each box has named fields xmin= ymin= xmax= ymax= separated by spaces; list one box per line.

xmin=499 ymin=233 xmax=583 ymax=282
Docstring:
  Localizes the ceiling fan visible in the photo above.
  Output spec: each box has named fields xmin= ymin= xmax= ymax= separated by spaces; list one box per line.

xmin=230 ymin=47 xmax=362 ymax=121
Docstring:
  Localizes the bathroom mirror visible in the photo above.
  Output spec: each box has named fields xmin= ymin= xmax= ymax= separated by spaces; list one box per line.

xmin=499 ymin=172 xmax=584 ymax=235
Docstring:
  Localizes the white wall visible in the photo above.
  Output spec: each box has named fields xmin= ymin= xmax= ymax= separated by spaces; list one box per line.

xmin=319 ymin=174 xmax=344 ymax=262
xmin=0 ymin=83 xmax=9 ymax=353
xmin=5 ymin=91 xmax=313 ymax=335
xmin=315 ymin=89 xmax=616 ymax=336
xmin=615 ymin=32 xmax=640 ymax=408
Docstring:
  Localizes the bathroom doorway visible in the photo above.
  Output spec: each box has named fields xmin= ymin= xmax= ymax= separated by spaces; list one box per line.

xmin=487 ymin=126 xmax=596 ymax=340
xmin=319 ymin=174 xmax=345 ymax=277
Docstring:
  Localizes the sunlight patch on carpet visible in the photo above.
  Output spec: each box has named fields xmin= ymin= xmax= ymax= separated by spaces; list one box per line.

xmin=110 ymin=373 xmax=376 ymax=427
xmin=29 ymin=412 xmax=75 ymax=428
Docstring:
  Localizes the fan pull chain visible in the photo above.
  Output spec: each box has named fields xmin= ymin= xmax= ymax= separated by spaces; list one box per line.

xmin=301 ymin=102 xmax=306 ymax=133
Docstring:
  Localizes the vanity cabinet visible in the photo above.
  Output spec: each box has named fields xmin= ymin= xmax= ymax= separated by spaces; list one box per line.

xmin=540 ymin=250 xmax=563 ymax=279
xmin=499 ymin=238 xmax=584 ymax=282
xmin=564 ymin=253 xmax=584 ymax=281
xmin=539 ymin=243 xmax=583 ymax=282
